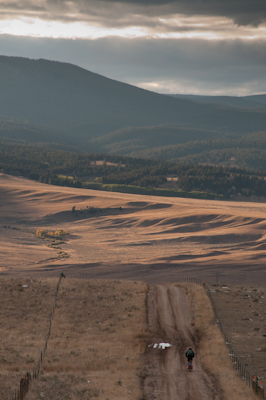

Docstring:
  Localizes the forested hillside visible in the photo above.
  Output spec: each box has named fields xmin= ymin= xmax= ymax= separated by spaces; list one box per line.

xmin=0 ymin=117 xmax=76 ymax=148
xmin=2 ymin=141 xmax=266 ymax=201
xmin=1 ymin=56 xmax=266 ymax=141
xmin=115 ymin=130 xmax=266 ymax=171
xmin=2 ymin=117 xmax=266 ymax=172
xmin=1 ymin=56 xmax=266 ymax=171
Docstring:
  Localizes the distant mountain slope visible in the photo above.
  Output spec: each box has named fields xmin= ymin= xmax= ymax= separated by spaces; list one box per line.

xmin=90 ymin=124 xmax=226 ymax=155
xmin=0 ymin=117 xmax=75 ymax=147
xmin=244 ymin=95 xmax=266 ymax=106
xmin=1 ymin=56 xmax=266 ymax=150
xmin=169 ymin=94 xmax=266 ymax=109
xmin=122 ymin=130 xmax=266 ymax=171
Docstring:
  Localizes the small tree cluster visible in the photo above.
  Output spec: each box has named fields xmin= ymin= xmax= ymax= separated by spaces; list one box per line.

xmin=36 ymin=229 xmax=68 ymax=238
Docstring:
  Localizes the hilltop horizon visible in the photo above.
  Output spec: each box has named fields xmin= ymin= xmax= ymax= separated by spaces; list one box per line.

xmin=2 ymin=54 xmax=266 ymax=99
xmin=1 ymin=55 xmax=266 ymax=171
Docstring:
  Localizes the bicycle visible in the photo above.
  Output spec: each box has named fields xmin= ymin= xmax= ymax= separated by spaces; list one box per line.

xmin=187 ymin=359 xmax=193 ymax=371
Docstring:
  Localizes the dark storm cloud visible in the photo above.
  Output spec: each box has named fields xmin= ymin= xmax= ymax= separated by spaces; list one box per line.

xmin=102 ymin=0 xmax=266 ymax=26
xmin=1 ymin=34 xmax=266 ymax=95
xmin=1 ymin=0 xmax=266 ymax=27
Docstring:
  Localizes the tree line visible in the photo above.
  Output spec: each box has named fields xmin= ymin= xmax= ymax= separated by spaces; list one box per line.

xmin=1 ymin=141 xmax=266 ymax=200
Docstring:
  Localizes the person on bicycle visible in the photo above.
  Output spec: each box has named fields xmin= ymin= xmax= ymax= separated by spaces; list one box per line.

xmin=185 ymin=347 xmax=195 ymax=363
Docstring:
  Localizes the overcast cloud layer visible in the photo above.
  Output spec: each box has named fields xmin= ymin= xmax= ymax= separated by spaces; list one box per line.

xmin=0 ymin=0 xmax=266 ymax=94
xmin=1 ymin=0 xmax=266 ymax=26
xmin=1 ymin=34 xmax=266 ymax=95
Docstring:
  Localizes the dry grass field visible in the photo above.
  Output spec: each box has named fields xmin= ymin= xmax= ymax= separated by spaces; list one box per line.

xmin=183 ymin=283 xmax=258 ymax=400
xmin=1 ymin=275 xmax=260 ymax=400
xmin=1 ymin=173 xmax=266 ymax=287
xmin=208 ymin=283 xmax=266 ymax=386
xmin=1 ymin=174 xmax=266 ymax=399
xmin=0 ymin=278 xmax=57 ymax=398
xmin=0 ymin=276 xmax=263 ymax=400
xmin=0 ymin=277 xmax=147 ymax=400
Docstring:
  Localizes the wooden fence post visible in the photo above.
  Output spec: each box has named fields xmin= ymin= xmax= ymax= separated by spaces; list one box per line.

xmin=19 ymin=379 xmax=22 ymax=400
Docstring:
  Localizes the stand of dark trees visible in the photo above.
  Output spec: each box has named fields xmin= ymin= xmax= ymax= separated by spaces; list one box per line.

xmin=1 ymin=141 xmax=266 ymax=200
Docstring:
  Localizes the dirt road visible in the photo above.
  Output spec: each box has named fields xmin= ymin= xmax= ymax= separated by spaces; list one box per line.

xmin=145 ymin=285 xmax=221 ymax=399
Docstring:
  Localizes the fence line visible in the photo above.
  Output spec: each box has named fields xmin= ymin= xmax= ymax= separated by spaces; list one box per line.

xmin=5 ymin=274 xmax=264 ymax=399
xmin=171 ymin=276 xmax=202 ymax=285
xmin=171 ymin=277 xmax=264 ymax=399
xmin=203 ymin=281 xmax=264 ymax=399
xmin=7 ymin=272 xmax=65 ymax=400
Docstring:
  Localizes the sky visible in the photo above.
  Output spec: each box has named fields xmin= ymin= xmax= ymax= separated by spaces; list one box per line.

xmin=0 ymin=0 xmax=266 ymax=95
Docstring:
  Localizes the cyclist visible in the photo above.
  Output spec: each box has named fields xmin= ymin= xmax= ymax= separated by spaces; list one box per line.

xmin=185 ymin=347 xmax=195 ymax=370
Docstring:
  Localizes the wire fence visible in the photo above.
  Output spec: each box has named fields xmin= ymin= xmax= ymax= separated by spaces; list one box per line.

xmin=203 ymin=281 xmax=264 ymax=399
xmin=5 ymin=273 xmax=264 ymax=399
xmin=171 ymin=276 xmax=202 ymax=285
xmin=7 ymin=272 xmax=65 ymax=400
xmin=171 ymin=277 xmax=264 ymax=399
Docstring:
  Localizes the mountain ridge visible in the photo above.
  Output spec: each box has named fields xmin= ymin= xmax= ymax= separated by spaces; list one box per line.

xmin=169 ymin=94 xmax=266 ymax=109
xmin=1 ymin=55 xmax=266 ymax=147
xmin=1 ymin=55 xmax=266 ymax=170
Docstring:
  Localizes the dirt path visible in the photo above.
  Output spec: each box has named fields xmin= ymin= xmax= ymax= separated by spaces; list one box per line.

xmin=145 ymin=285 xmax=221 ymax=400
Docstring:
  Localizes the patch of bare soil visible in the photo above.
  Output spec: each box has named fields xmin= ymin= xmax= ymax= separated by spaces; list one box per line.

xmin=209 ymin=283 xmax=266 ymax=386
xmin=144 ymin=284 xmax=220 ymax=400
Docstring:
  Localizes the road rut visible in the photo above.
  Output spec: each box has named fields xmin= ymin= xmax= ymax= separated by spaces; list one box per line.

xmin=144 ymin=284 xmax=221 ymax=400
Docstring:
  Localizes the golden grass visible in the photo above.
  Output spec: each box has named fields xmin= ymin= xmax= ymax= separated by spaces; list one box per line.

xmin=181 ymin=283 xmax=258 ymax=400
xmin=4 ymin=174 xmax=266 ymax=286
